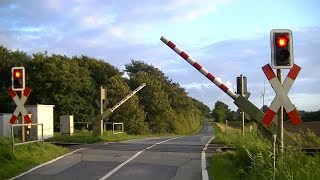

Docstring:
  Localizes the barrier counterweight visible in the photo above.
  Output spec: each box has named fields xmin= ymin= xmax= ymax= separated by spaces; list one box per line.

xmin=160 ymin=36 xmax=238 ymax=100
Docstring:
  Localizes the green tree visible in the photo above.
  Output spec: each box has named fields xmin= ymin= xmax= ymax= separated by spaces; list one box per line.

xmin=27 ymin=53 xmax=95 ymax=129
xmin=125 ymin=60 xmax=167 ymax=82
xmin=72 ymin=55 xmax=122 ymax=115
xmin=212 ymin=101 xmax=231 ymax=122
xmin=300 ymin=110 xmax=320 ymax=122
xmin=129 ymin=71 xmax=176 ymax=133
xmin=106 ymin=76 xmax=149 ymax=134
xmin=191 ymin=97 xmax=211 ymax=117
xmin=72 ymin=55 xmax=122 ymax=87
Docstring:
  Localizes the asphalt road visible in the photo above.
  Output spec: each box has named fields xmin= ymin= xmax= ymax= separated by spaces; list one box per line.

xmin=14 ymin=120 xmax=214 ymax=180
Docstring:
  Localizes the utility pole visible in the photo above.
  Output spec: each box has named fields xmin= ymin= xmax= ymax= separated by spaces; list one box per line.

xmin=277 ymin=69 xmax=284 ymax=154
xmin=93 ymin=86 xmax=106 ymax=136
xmin=241 ymin=75 xmax=245 ymax=138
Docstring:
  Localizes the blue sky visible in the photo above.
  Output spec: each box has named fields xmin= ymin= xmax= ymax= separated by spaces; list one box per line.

xmin=1 ymin=0 xmax=319 ymax=112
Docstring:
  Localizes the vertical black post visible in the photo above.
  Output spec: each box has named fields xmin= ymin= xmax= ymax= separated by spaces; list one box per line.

xmin=277 ymin=69 xmax=284 ymax=154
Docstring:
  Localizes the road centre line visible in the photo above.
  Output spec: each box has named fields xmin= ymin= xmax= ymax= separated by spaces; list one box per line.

xmin=99 ymin=137 xmax=181 ymax=180
xmin=202 ymin=136 xmax=215 ymax=180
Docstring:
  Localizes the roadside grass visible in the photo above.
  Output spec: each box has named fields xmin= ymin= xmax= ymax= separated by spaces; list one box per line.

xmin=209 ymin=122 xmax=320 ymax=180
xmin=48 ymin=130 xmax=174 ymax=143
xmin=211 ymin=122 xmax=240 ymax=145
xmin=48 ymin=119 xmax=205 ymax=144
xmin=208 ymin=151 xmax=239 ymax=180
xmin=0 ymin=137 xmax=68 ymax=180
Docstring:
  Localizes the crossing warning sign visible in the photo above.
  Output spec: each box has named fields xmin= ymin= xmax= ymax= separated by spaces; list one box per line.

xmin=262 ymin=64 xmax=302 ymax=126
xmin=8 ymin=87 xmax=32 ymax=124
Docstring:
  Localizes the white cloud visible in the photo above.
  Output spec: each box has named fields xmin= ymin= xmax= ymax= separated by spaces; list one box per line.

xmin=240 ymin=49 xmax=257 ymax=56
xmin=225 ymin=80 xmax=233 ymax=91
xmin=163 ymin=0 xmax=232 ymax=23
xmin=289 ymin=93 xmax=320 ymax=111
xmin=164 ymin=68 xmax=189 ymax=73
xmin=165 ymin=0 xmax=195 ymax=10
xmin=182 ymin=5 xmax=216 ymax=21
xmin=108 ymin=26 xmax=125 ymax=39
xmin=170 ymin=4 xmax=217 ymax=22
xmin=166 ymin=0 xmax=229 ymax=11
xmin=182 ymin=82 xmax=212 ymax=90
xmin=18 ymin=26 xmax=45 ymax=33
xmin=82 ymin=14 xmax=116 ymax=29
xmin=46 ymin=0 xmax=63 ymax=11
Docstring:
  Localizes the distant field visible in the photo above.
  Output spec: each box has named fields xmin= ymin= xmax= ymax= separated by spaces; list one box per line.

xmin=284 ymin=121 xmax=320 ymax=136
xmin=227 ymin=121 xmax=320 ymax=136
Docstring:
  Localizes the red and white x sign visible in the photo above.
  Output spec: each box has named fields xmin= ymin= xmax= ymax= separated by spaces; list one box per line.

xmin=262 ymin=64 xmax=302 ymax=126
xmin=8 ymin=87 xmax=32 ymax=124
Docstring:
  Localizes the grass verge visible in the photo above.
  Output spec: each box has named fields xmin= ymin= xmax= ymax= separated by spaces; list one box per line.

xmin=48 ymin=130 xmax=177 ymax=144
xmin=49 ymin=119 xmax=205 ymax=144
xmin=209 ymin=122 xmax=320 ymax=180
xmin=0 ymin=137 xmax=68 ymax=179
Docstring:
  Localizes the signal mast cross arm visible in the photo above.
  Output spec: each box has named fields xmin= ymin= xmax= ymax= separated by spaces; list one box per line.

xmin=160 ymin=36 xmax=238 ymax=100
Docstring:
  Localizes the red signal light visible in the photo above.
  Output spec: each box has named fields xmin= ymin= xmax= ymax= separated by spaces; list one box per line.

xmin=14 ymin=70 xmax=22 ymax=78
xmin=11 ymin=67 xmax=25 ymax=91
xmin=276 ymin=35 xmax=289 ymax=48
xmin=271 ymin=29 xmax=293 ymax=69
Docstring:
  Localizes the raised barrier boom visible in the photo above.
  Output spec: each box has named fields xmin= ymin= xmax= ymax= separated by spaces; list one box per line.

xmin=110 ymin=83 xmax=146 ymax=112
xmin=160 ymin=36 xmax=238 ymax=100
xmin=92 ymin=83 xmax=146 ymax=126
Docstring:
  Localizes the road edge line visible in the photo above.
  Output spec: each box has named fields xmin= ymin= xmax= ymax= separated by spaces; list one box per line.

xmin=99 ymin=137 xmax=180 ymax=180
xmin=10 ymin=147 xmax=84 ymax=180
xmin=202 ymin=136 xmax=215 ymax=180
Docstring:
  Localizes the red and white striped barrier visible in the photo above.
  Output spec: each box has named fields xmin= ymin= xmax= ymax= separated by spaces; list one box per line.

xmin=262 ymin=64 xmax=302 ymax=125
xmin=8 ymin=87 xmax=32 ymax=124
xmin=160 ymin=36 xmax=238 ymax=100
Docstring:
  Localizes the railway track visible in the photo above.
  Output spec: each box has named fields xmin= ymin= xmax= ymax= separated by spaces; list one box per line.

xmin=207 ymin=144 xmax=320 ymax=155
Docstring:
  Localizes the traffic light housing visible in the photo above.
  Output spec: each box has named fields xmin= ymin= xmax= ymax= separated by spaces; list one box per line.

xmin=271 ymin=29 xmax=294 ymax=69
xmin=236 ymin=75 xmax=247 ymax=95
xmin=11 ymin=67 xmax=25 ymax=91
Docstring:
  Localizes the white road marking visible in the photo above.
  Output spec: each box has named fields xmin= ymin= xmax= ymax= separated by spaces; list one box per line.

xmin=99 ymin=137 xmax=180 ymax=180
xmin=10 ymin=147 xmax=84 ymax=180
xmin=202 ymin=136 xmax=215 ymax=180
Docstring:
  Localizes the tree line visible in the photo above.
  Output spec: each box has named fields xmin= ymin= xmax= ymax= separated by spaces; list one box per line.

xmin=0 ymin=46 xmax=210 ymax=135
